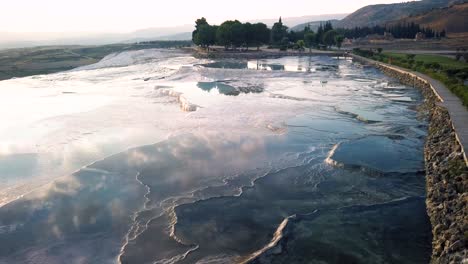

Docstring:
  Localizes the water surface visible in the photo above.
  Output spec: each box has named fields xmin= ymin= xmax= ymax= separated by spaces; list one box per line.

xmin=0 ymin=51 xmax=431 ymax=263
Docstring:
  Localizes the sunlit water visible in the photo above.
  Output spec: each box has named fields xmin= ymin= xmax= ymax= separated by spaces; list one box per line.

xmin=0 ymin=50 xmax=431 ymax=263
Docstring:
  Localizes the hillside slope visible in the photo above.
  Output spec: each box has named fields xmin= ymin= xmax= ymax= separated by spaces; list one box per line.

xmin=389 ymin=2 xmax=468 ymax=33
xmin=290 ymin=20 xmax=340 ymax=32
xmin=249 ymin=13 xmax=348 ymax=28
xmin=337 ymin=0 xmax=466 ymax=28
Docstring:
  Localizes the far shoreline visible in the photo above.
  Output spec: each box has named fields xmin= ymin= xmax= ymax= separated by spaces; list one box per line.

xmin=186 ymin=46 xmax=347 ymax=59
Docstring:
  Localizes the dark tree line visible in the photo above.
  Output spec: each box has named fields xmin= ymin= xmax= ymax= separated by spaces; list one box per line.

xmin=192 ymin=18 xmax=344 ymax=51
xmin=193 ymin=17 xmax=447 ymax=51
xmin=337 ymin=22 xmax=446 ymax=39
xmin=387 ymin=23 xmax=444 ymax=39
xmin=192 ymin=17 xmax=270 ymax=50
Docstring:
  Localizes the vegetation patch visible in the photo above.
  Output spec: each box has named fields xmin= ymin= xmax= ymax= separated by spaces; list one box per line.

xmin=192 ymin=18 xmax=345 ymax=52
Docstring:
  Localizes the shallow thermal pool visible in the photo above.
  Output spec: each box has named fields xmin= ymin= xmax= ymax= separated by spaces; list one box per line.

xmin=0 ymin=50 xmax=431 ymax=263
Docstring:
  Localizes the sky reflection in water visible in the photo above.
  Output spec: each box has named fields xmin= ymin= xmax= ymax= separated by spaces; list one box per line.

xmin=0 ymin=52 xmax=431 ymax=264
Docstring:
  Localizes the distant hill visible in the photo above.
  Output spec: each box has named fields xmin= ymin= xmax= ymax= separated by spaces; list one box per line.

xmin=388 ymin=2 xmax=468 ymax=33
xmin=0 ymin=25 xmax=195 ymax=50
xmin=122 ymin=32 xmax=192 ymax=43
xmin=125 ymin=25 xmax=194 ymax=40
xmin=291 ymin=20 xmax=340 ymax=32
xmin=250 ymin=14 xmax=348 ymax=28
xmin=336 ymin=0 xmax=466 ymax=28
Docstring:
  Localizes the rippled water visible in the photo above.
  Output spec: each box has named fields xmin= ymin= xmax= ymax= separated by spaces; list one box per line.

xmin=0 ymin=50 xmax=431 ymax=263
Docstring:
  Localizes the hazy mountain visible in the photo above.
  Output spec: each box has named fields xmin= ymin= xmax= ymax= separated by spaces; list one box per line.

xmin=124 ymin=25 xmax=194 ymax=40
xmin=0 ymin=32 xmax=127 ymax=49
xmin=388 ymin=2 xmax=468 ymax=33
xmin=248 ymin=13 xmax=348 ymax=27
xmin=336 ymin=0 xmax=467 ymax=28
xmin=0 ymin=25 xmax=194 ymax=50
xmin=123 ymin=32 xmax=193 ymax=43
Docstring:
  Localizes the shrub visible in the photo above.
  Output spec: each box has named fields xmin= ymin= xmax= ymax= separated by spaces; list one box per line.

xmin=444 ymin=68 xmax=461 ymax=77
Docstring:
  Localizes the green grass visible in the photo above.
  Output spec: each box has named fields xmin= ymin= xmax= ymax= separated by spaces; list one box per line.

xmin=354 ymin=49 xmax=468 ymax=107
xmin=384 ymin=52 xmax=468 ymax=69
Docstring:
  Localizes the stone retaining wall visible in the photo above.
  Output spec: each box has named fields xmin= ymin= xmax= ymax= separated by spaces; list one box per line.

xmin=353 ymin=55 xmax=467 ymax=264
xmin=425 ymin=105 xmax=467 ymax=264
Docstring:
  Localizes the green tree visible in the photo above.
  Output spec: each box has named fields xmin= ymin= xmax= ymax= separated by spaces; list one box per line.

xmin=323 ymin=30 xmax=338 ymax=49
xmin=296 ymin=40 xmax=305 ymax=51
xmin=271 ymin=17 xmax=288 ymax=45
xmin=216 ymin=20 xmax=235 ymax=49
xmin=192 ymin=17 xmax=209 ymax=46
xmin=195 ymin=24 xmax=216 ymax=49
xmin=192 ymin=18 xmax=216 ymax=49
xmin=230 ymin=21 xmax=245 ymax=48
xmin=324 ymin=21 xmax=333 ymax=32
xmin=316 ymin=23 xmax=324 ymax=46
xmin=288 ymin=30 xmax=301 ymax=43
xmin=251 ymin=23 xmax=270 ymax=50
xmin=279 ymin=37 xmax=289 ymax=51
xmin=216 ymin=21 xmax=231 ymax=49
xmin=243 ymin=22 xmax=254 ymax=49
xmin=195 ymin=17 xmax=208 ymax=28
xmin=304 ymin=32 xmax=316 ymax=52
xmin=335 ymin=35 xmax=344 ymax=49
xmin=215 ymin=20 xmax=245 ymax=49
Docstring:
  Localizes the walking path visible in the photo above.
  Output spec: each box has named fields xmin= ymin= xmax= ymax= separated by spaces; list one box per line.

xmin=351 ymin=54 xmax=468 ymax=165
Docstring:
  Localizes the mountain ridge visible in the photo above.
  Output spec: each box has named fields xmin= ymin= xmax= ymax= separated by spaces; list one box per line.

xmin=336 ymin=0 xmax=467 ymax=28
xmin=387 ymin=2 xmax=468 ymax=33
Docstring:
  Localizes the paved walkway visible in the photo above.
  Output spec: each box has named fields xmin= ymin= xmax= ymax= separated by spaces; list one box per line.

xmin=351 ymin=54 xmax=468 ymax=165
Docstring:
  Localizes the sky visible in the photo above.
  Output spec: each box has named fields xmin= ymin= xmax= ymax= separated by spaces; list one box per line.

xmin=1 ymin=0 xmax=413 ymax=33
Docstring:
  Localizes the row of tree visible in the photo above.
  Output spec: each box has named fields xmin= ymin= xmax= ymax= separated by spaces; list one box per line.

xmin=192 ymin=18 xmax=270 ymax=50
xmin=337 ymin=23 xmax=446 ymax=39
xmin=192 ymin=18 xmax=345 ymax=51
xmin=193 ymin=17 xmax=448 ymax=51
xmin=387 ymin=23 xmax=445 ymax=39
